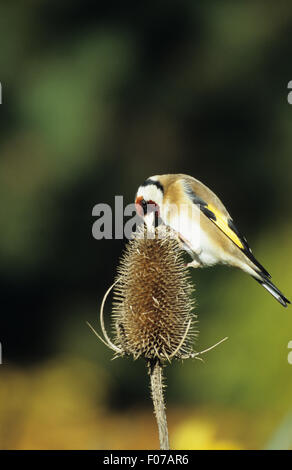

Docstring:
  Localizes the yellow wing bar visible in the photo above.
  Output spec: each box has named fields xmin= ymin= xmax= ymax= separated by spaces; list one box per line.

xmin=206 ymin=204 xmax=244 ymax=250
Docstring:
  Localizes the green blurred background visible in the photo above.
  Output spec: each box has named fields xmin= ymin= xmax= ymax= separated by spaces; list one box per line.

xmin=0 ymin=0 xmax=292 ymax=450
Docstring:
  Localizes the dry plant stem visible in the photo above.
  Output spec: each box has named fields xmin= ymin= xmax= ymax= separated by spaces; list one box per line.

xmin=149 ymin=359 xmax=170 ymax=450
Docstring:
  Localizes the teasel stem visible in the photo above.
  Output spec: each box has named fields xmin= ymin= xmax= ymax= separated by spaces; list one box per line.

xmin=148 ymin=358 xmax=169 ymax=450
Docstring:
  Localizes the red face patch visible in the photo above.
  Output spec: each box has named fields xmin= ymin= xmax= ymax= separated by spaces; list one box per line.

xmin=135 ymin=197 xmax=160 ymax=217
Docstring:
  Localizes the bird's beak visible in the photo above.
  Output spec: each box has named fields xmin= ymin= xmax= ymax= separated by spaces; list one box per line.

xmin=135 ymin=196 xmax=144 ymax=218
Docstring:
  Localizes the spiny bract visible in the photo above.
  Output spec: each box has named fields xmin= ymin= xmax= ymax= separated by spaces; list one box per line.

xmin=112 ymin=226 xmax=197 ymax=361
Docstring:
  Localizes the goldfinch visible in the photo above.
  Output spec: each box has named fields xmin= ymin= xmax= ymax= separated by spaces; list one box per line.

xmin=135 ymin=173 xmax=290 ymax=307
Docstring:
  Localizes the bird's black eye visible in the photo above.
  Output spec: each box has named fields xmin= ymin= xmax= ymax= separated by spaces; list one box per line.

xmin=141 ymin=199 xmax=147 ymax=215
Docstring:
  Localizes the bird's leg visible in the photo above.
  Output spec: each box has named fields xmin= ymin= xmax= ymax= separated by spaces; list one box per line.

xmin=186 ymin=259 xmax=202 ymax=269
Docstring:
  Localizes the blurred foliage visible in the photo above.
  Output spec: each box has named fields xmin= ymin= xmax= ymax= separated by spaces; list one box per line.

xmin=0 ymin=0 xmax=292 ymax=449
xmin=173 ymin=418 xmax=242 ymax=450
xmin=1 ymin=356 xmax=291 ymax=450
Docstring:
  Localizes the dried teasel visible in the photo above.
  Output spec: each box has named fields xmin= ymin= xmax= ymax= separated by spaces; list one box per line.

xmin=88 ymin=224 xmax=227 ymax=449
xmin=112 ymin=225 xmax=197 ymax=361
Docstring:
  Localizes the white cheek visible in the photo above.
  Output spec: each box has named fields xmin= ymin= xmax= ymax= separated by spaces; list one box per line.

xmin=138 ymin=184 xmax=163 ymax=207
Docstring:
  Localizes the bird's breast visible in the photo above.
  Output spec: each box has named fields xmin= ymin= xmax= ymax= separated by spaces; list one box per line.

xmin=162 ymin=203 xmax=222 ymax=267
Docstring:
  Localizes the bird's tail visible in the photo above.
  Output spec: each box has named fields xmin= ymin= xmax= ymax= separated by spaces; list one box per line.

xmin=253 ymin=274 xmax=290 ymax=308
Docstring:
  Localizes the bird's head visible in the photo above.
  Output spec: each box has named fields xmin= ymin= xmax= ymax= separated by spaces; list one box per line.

xmin=135 ymin=177 xmax=164 ymax=227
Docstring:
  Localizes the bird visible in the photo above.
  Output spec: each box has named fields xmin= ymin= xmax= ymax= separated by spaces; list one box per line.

xmin=135 ymin=173 xmax=290 ymax=307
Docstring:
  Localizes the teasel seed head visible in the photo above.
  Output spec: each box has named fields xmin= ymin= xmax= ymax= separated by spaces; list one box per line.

xmin=112 ymin=225 xmax=197 ymax=361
